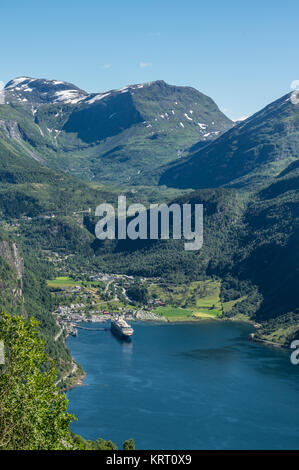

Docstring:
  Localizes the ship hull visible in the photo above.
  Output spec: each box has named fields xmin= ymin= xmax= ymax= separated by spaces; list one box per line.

xmin=111 ymin=321 xmax=133 ymax=338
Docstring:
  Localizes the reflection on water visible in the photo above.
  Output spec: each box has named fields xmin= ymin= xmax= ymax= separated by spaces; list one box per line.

xmin=67 ymin=321 xmax=299 ymax=450
xmin=181 ymin=346 xmax=235 ymax=361
xmin=109 ymin=330 xmax=134 ymax=365
xmin=110 ymin=331 xmax=133 ymax=345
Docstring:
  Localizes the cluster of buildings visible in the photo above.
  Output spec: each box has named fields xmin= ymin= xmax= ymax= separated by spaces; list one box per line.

xmin=50 ymin=272 xmax=169 ymax=337
xmin=53 ymin=304 xmax=111 ymax=337
xmin=149 ymin=299 xmax=166 ymax=307
xmin=136 ymin=311 xmax=166 ymax=322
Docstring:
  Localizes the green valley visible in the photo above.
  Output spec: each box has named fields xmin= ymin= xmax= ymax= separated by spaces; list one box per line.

xmin=2 ymin=78 xmax=232 ymax=186
xmin=0 ymin=73 xmax=298 ymax=450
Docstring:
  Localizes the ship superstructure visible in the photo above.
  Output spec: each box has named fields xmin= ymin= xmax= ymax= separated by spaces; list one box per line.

xmin=111 ymin=316 xmax=134 ymax=338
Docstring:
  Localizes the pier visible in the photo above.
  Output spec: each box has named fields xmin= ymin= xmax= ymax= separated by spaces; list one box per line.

xmin=73 ymin=324 xmax=110 ymax=332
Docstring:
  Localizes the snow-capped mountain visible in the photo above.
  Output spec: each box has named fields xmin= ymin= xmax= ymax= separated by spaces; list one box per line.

xmin=159 ymin=93 xmax=299 ymax=190
xmin=1 ymin=77 xmax=233 ymax=185
xmin=4 ymin=77 xmax=88 ymax=105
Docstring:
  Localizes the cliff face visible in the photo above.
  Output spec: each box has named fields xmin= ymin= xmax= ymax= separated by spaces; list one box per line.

xmin=0 ymin=240 xmax=23 ymax=280
xmin=0 ymin=239 xmax=25 ymax=314
xmin=0 ymin=119 xmax=24 ymax=141
xmin=0 ymin=236 xmax=75 ymax=382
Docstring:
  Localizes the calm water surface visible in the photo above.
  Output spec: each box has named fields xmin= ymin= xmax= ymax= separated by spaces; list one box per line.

xmin=67 ymin=321 xmax=299 ymax=449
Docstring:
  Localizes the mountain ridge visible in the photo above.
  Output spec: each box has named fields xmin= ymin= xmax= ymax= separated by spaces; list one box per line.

xmin=1 ymin=77 xmax=233 ymax=185
xmin=159 ymin=92 xmax=299 ymax=190
xmin=0 ymin=75 xmax=298 ymax=348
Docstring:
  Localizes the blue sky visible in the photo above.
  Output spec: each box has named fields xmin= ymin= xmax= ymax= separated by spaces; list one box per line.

xmin=0 ymin=0 xmax=298 ymax=120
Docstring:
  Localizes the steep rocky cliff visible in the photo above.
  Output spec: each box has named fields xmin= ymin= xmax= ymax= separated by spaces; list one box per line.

xmin=0 ymin=237 xmax=24 ymax=314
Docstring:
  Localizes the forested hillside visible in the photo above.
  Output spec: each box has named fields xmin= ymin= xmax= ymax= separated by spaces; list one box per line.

xmin=232 ymin=160 xmax=299 ymax=343
xmin=0 ymin=77 xmax=298 ymax=452
xmin=88 ymin=162 xmax=299 ymax=344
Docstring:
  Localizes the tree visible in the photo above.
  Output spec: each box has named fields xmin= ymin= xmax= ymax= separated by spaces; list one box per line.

xmin=127 ymin=284 xmax=148 ymax=304
xmin=123 ymin=438 xmax=135 ymax=450
xmin=71 ymin=433 xmax=118 ymax=450
xmin=0 ymin=312 xmax=75 ymax=450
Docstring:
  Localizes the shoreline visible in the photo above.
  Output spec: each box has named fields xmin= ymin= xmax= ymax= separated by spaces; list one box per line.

xmin=248 ymin=332 xmax=286 ymax=349
xmin=62 ymin=369 xmax=87 ymax=392
xmin=136 ymin=313 xmax=262 ymax=329
xmin=63 ymin=315 xmax=286 ymax=392
xmin=64 ymin=371 xmax=87 ymax=391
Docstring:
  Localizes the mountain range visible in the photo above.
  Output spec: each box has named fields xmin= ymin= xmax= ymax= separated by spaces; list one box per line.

xmin=160 ymin=92 xmax=299 ymax=190
xmin=1 ymin=77 xmax=232 ymax=185
xmin=0 ymin=75 xmax=298 ymax=361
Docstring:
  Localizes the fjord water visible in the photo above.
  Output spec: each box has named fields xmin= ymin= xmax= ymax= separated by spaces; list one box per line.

xmin=67 ymin=322 xmax=299 ymax=450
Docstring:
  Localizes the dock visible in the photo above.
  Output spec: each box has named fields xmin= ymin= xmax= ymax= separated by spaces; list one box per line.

xmin=73 ymin=324 xmax=110 ymax=332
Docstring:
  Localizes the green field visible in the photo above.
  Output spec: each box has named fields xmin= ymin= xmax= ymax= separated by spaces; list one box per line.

xmin=155 ymin=305 xmax=219 ymax=322
xmin=47 ymin=275 xmax=246 ymax=320
xmin=47 ymin=276 xmax=104 ymax=289
xmin=155 ymin=306 xmax=194 ymax=320
xmin=149 ymin=279 xmax=223 ymax=320
xmin=47 ymin=276 xmax=78 ymax=288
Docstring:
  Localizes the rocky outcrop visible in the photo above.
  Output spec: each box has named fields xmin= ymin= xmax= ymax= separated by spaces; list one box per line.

xmin=0 ymin=119 xmax=45 ymax=163
xmin=0 ymin=119 xmax=24 ymax=140
xmin=0 ymin=240 xmax=25 ymax=313
xmin=0 ymin=240 xmax=23 ymax=280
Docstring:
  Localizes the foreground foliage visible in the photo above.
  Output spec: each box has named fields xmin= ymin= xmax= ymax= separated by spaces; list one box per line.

xmin=0 ymin=312 xmax=75 ymax=450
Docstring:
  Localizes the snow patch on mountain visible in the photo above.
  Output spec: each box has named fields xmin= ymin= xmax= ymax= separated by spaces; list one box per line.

xmin=87 ymin=92 xmax=111 ymax=104
xmin=5 ymin=77 xmax=88 ymax=105
xmin=184 ymin=113 xmax=193 ymax=121
xmin=5 ymin=77 xmax=30 ymax=88
xmin=54 ymin=90 xmax=84 ymax=104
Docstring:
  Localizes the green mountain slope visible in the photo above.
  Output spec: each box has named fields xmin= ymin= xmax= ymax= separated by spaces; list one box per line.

xmin=89 ymin=161 xmax=298 ymax=345
xmin=0 ymin=227 xmax=75 ymax=381
xmin=219 ymin=160 xmax=299 ymax=344
xmin=159 ymin=93 xmax=299 ymax=190
xmin=0 ymin=76 xmax=297 ymax=351
xmin=0 ymin=129 xmax=118 ymax=383
xmin=235 ymin=160 xmax=299 ymax=321
xmin=2 ymin=77 xmax=232 ymax=185
xmin=90 ymin=188 xmax=248 ymax=282
xmin=0 ymin=124 xmax=119 ymax=219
